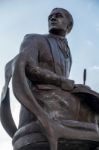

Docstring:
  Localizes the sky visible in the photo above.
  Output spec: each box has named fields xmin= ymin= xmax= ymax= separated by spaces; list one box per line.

xmin=0 ymin=0 xmax=99 ymax=149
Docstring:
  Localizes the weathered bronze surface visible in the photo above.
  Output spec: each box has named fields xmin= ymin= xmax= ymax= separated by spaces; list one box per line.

xmin=1 ymin=8 xmax=99 ymax=150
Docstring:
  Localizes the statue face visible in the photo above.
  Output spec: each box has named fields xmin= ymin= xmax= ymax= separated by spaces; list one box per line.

xmin=48 ymin=9 xmax=68 ymax=36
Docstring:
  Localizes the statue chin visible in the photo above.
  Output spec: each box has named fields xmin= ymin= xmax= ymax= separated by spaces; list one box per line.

xmin=49 ymin=28 xmax=66 ymax=36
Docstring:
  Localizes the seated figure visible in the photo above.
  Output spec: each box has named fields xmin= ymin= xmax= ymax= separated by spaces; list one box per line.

xmin=1 ymin=8 xmax=99 ymax=150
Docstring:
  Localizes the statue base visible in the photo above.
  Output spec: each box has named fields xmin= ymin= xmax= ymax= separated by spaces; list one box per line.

xmin=12 ymin=121 xmax=99 ymax=150
xmin=13 ymin=139 xmax=99 ymax=150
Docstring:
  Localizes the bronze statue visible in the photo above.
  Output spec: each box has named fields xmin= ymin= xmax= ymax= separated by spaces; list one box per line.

xmin=1 ymin=8 xmax=99 ymax=150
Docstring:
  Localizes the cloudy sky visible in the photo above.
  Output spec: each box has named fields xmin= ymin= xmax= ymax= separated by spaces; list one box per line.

xmin=0 ymin=0 xmax=99 ymax=149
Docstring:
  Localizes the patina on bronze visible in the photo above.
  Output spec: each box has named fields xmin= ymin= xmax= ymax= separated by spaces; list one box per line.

xmin=1 ymin=8 xmax=99 ymax=150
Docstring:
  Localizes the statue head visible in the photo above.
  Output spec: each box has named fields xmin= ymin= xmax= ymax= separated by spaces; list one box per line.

xmin=48 ymin=8 xmax=73 ymax=37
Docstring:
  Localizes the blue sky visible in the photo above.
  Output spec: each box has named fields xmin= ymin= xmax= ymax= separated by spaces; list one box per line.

xmin=0 ymin=0 xmax=99 ymax=149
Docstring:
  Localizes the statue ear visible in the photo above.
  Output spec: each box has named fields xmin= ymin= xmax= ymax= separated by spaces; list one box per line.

xmin=66 ymin=21 xmax=73 ymax=34
xmin=66 ymin=26 xmax=69 ymax=34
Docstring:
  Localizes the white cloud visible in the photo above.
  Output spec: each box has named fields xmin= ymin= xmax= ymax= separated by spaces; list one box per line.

xmin=87 ymin=2 xmax=93 ymax=11
xmin=87 ymin=40 xmax=94 ymax=47
xmin=95 ymin=23 xmax=99 ymax=32
xmin=89 ymin=65 xmax=99 ymax=71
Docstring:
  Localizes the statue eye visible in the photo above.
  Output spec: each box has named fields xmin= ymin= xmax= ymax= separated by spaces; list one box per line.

xmin=56 ymin=13 xmax=63 ymax=18
xmin=48 ymin=13 xmax=63 ymax=21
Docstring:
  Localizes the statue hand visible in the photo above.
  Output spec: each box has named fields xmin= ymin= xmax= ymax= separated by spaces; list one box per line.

xmin=61 ymin=78 xmax=74 ymax=91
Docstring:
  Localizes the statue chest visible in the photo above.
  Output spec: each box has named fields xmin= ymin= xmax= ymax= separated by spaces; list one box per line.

xmin=38 ymin=37 xmax=71 ymax=78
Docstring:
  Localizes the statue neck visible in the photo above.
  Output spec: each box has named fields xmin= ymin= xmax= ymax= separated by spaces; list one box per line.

xmin=49 ymin=33 xmax=66 ymax=40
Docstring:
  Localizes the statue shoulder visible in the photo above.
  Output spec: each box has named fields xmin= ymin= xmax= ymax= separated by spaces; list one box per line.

xmin=23 ymin=33 xmax=45 ymax=41
xmin=20 ymin=33 xmax=48 ymax=52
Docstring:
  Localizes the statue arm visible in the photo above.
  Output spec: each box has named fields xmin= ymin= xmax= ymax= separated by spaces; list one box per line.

xmin=26 ymin=63 xmax=74 ymax=91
